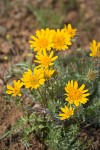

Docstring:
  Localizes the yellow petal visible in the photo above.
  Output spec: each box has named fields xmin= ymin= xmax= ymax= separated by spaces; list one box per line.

xmin=74 ymin=101 xmax=79 ymax=106
xmin=7 ymin=85 xmax=13 ymax=90
xmin=6 ymin=90 xmax=13 ymax=94
xmin=82 ymin=89 xmax=88 ymax=93
xmin=74 ymin=81 xmax=78 ymax=89
xmin=79 ymin=84 xmax=85 ymax=91
xmin=83 ymin=93 xmax=90 ymax=97
xmin=71 ymin=80 xmax=73 ymax=88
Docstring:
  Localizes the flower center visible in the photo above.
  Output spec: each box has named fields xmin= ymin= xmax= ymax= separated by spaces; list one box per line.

xmin=38 ymin=39 xmax=48 ymax=48
xmin=53 ymin=36 xmax=65 ymax=47
xmin=31 ymin=75 xmax=39 ymax=85
xmin=41 ymin=56 xmax=51 ymax=67
xmin=88 ymin=71 xmax=97 ymax=80
xmin=69 ymin=89 xmax=82 ymax=101
xmin=68 ymin=30 xmax=73 ymax=36
xmin=14 ymin=87 xmax=20 ymax=94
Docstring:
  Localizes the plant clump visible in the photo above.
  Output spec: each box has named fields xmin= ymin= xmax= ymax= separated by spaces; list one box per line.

xmin=3 ymin=24 xmax=100 ymax=150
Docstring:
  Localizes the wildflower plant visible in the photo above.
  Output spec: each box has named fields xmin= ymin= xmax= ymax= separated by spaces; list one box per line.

xmin=6 ymin=80 xmax=23 ymax=96
xmin=90 ymin=40 xmax=100 ymax=57
xmin=65 ymin=80 xmax=90 ymax=106
xmin=34 ymin=50 xmax=58 ymax=68
xmin=21 ymin=68 xmax=45 ymax=89
xmin=29 ymin=28 xmax=54 ymax=52
xmin=4 ymin=24 xmax=100 ymax=149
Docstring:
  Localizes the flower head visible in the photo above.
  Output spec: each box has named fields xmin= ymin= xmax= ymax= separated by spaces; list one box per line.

xmin=52 ymin=29 xmax=72 ymax=51
xmin=59 ymin=106 xmax=74 ymax=120
xmin=64 ymin=24 xmax=77 ymax=38
xmin=6 ymin=80 xmax=23 ymax=96
xmin=38 ymin=68 xmax=55 ymax=80
xmin=87 ymin=69 xmax=99 ymax=81
xmin=21 ymin=68 xmax=45 ymax=89
xmin=44 ymin=68 xmax=55 ymax=79
xmin=90 ymin=40 xmax=100 ymax=57
xmin=65 ymin=80 xmax=90 ymax=106
xmin=34 ymin=50 xmax=58 ymax=68
xmin=29 ymin=28 xmax=54 ymax=53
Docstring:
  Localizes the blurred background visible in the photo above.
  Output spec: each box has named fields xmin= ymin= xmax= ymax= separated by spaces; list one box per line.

xmin=0 ymin=0 xmax=100 ymax=62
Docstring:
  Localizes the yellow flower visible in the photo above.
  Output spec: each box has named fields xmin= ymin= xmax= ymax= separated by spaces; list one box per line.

xmin=29 ymin=28 xmax=54 ymax=53
xmin=65 ymin=80 xmax=90 ymax=106
xmin=37 ymin=68 xmax=55 ymax=80
xmin=21 ymin=68 xmax=45 ymax=89
xmin=34 ymin=50 xmax=58 ymax=68
xmin=44 ymin=68 xmax=55 ymax=79
xmin=64 ymin=24 xmax=77 ymax=38
xmin=59 ymin=106 xmax=74 ymax=120
xmin=90 ymin=40 xmax=100 ymax=57
xmin=52 ymin=29 xmax=72 ymax=50
xmin=6 ymin=80 xmax=23 ymax=96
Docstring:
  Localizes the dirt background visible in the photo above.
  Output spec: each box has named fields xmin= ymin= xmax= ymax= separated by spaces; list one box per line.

xmin=0 ymin=0 xmax=100 ymax=149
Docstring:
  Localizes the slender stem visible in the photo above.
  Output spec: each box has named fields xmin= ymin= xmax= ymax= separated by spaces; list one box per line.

xmin=56 ymin=79 xmax=59 ymax=98
xmin=37 ymin=88 xmax=47 ymax=107
xmin=44 ymin=83 xmax=47 ymax=101
xmin=46 ymin=81 xmax=50 ymax=97
xmin=51 ymin=79 xmax=54 ymax=100
xmin=37 ymin=88 xmax=44 ymax=101
xmin=73 ymin=117 xmax=80 ymax=128
xmin=0 ymin=131 xmax=10 ymax=140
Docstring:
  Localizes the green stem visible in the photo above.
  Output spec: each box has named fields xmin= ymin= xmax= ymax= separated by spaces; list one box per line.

xmin=51 ymin=79 xmax=54 ymax=100
xmin=46 ymin=81 xmax=50 ymax=97
xmin=37 ymin=88 xmax=47 ymax=107
xmin=56 ymin=79 xmax=59 ymax=98
xmin=44 ymin=83 xmax=47 ymax=101
xmin=73 ymin=117 xmax=80 ymax=128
